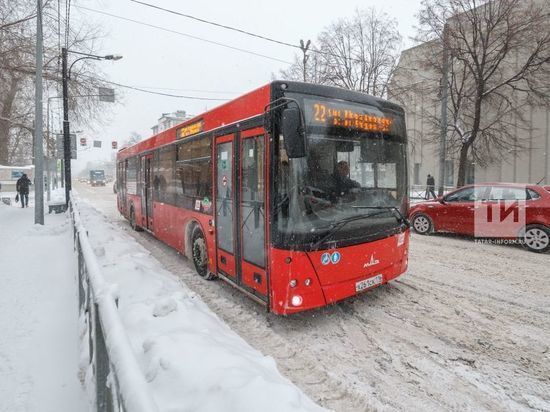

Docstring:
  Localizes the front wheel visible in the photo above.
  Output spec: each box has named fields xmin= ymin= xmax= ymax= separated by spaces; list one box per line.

xmin=412 ymin=213 xmax=433 ymax=235
xmin=521 ymin=225 xmax=550 ymax=253
xmin=191 ymin=227 xmax=216 ymax=280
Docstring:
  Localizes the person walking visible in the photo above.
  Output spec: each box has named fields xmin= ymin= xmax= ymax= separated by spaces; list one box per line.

xmin=425 ymin=174 xmax=437 ymax=200
xmin=16 ymin=173 xmax=32 ymax=208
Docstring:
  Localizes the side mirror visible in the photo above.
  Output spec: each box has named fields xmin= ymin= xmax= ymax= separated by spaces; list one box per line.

xmin=282 ymin=107 xmax=305 ymax=158
xmin=438 ymin=196 xmax=446 ymax=204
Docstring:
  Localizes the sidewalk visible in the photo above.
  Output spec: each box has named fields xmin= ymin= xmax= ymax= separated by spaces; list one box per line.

xmin=0 ymin=203 xmax=86 ymax=412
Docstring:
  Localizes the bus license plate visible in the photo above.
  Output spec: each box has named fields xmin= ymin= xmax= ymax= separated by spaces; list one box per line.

xmin=356 ymin=274 xmax=383 ymax=293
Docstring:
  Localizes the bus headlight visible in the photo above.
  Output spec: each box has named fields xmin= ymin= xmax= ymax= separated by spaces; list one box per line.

xmin=291 ymin=295 xmax=303 ymax=306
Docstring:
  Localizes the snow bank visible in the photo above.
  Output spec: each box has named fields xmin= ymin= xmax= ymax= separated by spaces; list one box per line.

xmin=74 ymin=198 xmax=326 ymax=412
xmin=0 ymin=204 xmax=85 ymax=412
xmin=72 ymin=202 xmax=158 ymax=412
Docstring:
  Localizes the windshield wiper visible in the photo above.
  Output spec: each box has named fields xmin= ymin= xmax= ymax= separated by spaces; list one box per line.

xmin=311 ymin=207 xmax=409 ymax=250
xmin=311 ymin=213 xmax=374 ymax=250
xmin=351 ymin=206 xmax=409 ymax=226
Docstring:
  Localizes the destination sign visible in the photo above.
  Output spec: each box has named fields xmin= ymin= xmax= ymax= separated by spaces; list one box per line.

xmin=305 ymin=100 xmax=392 ymax=133
xmin=178 ymin=120 xmax=204 ymax=139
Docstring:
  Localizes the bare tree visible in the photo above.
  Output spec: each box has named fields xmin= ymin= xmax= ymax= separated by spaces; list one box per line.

xmin=125 ymin=131 xmax=143 ymax=147
xmin=280 ymin=8 xmax=401 ymax=97
xmin=0 ymin=0 xmax=113 ymax=165
xmin=415 ymin=0 xmax=550 ymax=186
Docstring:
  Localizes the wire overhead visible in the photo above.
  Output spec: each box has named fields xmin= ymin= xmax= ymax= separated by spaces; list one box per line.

xmin=74 ymin=5 xmax=292 ymax=64
xmin=78 ymin=74 xmax=231 ymax=101
xmin=128 ymin=0 xmax=364 ymax=64
xmin=129 ymin=0 xmax=300 ymax=50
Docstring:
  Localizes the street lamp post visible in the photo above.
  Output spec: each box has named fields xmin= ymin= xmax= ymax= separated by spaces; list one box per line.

xmin=438 ymin=23 xmax=449 ymax=196
xmin=61 ymin=48 xmax=122 ymax=207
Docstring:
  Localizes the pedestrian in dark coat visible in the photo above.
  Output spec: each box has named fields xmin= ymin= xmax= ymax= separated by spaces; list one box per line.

xmin=425 ymin=174 xmax=437 ymax=200
xmin=16 ymin=173 xmax=31 ymax=208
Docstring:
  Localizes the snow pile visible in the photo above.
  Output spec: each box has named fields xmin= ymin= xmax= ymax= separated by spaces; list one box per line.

xmin=74 ymin=198 xmax=326 ymax=412
xmin=0 ymin=205 xmax=85 ymax=412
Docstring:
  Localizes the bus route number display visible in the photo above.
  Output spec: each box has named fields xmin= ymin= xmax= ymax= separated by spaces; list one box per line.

xmin=309 ymin=101 xmax=392 ymax=133
xmin=178 ymin=120 xmax=204 ymax=139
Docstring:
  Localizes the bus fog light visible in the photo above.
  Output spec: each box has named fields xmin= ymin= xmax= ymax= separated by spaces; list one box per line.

xmin=291 ymin=295 xmax=303 ymax=306
xmin=304 ymin=278 xmax=312 ymax=286
xmin=289 ymin=279 xmax=297 ymax=288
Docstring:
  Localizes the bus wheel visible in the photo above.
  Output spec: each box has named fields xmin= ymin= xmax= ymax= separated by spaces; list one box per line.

xmin=521 ymin=225 xmax=550 ymax=253
xmin=412 ymin=214 xmax=433 ymax=235
xmin=129 ymin=207 xmax=142 ymax=232
xmin=191 ymin=227 xmax=215 ymax=280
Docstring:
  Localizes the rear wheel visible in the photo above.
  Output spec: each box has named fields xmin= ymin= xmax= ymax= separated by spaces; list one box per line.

xmin=191 ymin=227 xmax=215 ymax=280
xmin=412 ymin=214 xmax=433 ymax=235
xmin=522 ymin=225 xmax=550 ymax=253
xmin=129 ymin=207 xmax=142 ymax=231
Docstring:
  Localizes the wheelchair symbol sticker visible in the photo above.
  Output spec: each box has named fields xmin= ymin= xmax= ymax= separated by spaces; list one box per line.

xmin=331 ymin=251 xmax=341 ymax=264
xmin=321 ymin=253 xmax=331 ymax=265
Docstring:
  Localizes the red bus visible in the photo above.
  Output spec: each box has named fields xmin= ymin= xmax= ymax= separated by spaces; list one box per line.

xmin=116 ymin=81 xmax=410 ymax=315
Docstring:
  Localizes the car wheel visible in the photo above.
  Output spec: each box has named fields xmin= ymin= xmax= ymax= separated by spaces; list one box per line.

xmin=412 ymin=213 xmax=433 ymax=235
xmin=521 ymin=225 xmax=550 ymax=253
xmin=191 ymin=227 xmax=215 ymax=280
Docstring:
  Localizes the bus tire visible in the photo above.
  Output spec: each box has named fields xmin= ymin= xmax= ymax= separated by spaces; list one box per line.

xmin=191 ymin=227 xmax=215 ymax=280
xmin=129 ymin=207 xmax=142 ymax=232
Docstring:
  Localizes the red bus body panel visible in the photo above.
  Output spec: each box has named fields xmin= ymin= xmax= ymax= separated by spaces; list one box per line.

xmin=269 ymin=232 xmax=409 ymax=315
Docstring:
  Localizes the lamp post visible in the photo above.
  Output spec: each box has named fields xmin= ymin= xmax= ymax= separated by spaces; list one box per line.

xmin=61 ymin=48 xmax=122 ymax=207
xmin=438 ymin=23 xmax=449 ymax=196
xmin=34 ymin=0 xmax=44 ymax=224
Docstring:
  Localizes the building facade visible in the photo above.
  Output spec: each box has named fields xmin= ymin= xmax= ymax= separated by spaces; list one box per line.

xmin=151 ymin=110 xmax=192 ymax=135
xmin=389 ymin=12 xmax=550 ymax=190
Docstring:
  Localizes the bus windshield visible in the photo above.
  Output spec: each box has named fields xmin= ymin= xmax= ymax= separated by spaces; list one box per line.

xmin=274 ymin=97 xmax=408 ymax=249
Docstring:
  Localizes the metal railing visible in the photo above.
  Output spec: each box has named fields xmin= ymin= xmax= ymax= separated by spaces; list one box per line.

xmin=70 ymin=197 xmax=158 ymax=412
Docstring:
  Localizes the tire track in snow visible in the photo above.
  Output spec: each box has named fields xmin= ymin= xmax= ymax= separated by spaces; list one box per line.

xmin=78 ymin=187 xmax=550 ymax=411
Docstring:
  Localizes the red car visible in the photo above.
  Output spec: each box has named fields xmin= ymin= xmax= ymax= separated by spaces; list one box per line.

xmin=409 ymin=183 xmax=550 ymax=253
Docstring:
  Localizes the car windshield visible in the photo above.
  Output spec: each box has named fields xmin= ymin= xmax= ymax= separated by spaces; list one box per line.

xmin=274 ymin=127 xmax=407 ymax=249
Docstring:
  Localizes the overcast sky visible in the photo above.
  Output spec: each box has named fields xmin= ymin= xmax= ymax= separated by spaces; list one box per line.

xmin=68 ymin=0 xmax=424 ymax=171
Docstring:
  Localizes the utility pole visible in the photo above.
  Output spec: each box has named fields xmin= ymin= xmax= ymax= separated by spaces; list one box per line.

xmin=62 ymin=47 xmax=71 ymax=207
xmin=438 ymin=23 xmax=448 ymax=197
xmin=34 ymin=0 xmax=44 ymax=224
xmin=299 ymin=39 xmax=311 ymax=82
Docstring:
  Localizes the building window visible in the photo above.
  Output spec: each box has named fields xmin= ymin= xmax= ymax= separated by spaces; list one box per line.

xmin=414 ymin=163 xmax=420 ymax=185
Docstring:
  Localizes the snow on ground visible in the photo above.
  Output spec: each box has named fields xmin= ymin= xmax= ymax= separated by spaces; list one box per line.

xmin=0 ymin=200 xmax=86 ymax=412
xmin=74 ymin=198 xmax=325 ymax=412
xmin=76 ymin=183 xmax=550 ymax=411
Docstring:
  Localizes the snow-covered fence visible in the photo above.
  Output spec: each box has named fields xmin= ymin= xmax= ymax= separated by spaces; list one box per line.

xmin=70 ymin=198 xmax=158 ymax=412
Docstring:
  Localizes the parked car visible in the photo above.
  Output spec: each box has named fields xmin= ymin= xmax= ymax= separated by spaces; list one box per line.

xmin=409 ymin=183 xmax=550 ymax=253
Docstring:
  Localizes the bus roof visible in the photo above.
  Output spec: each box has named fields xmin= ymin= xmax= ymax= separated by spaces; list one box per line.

xmin=117 ymin=81 xmax=404 ymax=160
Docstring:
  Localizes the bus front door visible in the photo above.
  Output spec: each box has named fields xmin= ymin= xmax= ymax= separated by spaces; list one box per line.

xmin=215 ymin=129 xmax=268 ymax=303
xmin=238 ymin=130 xmax=267 ymax=301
